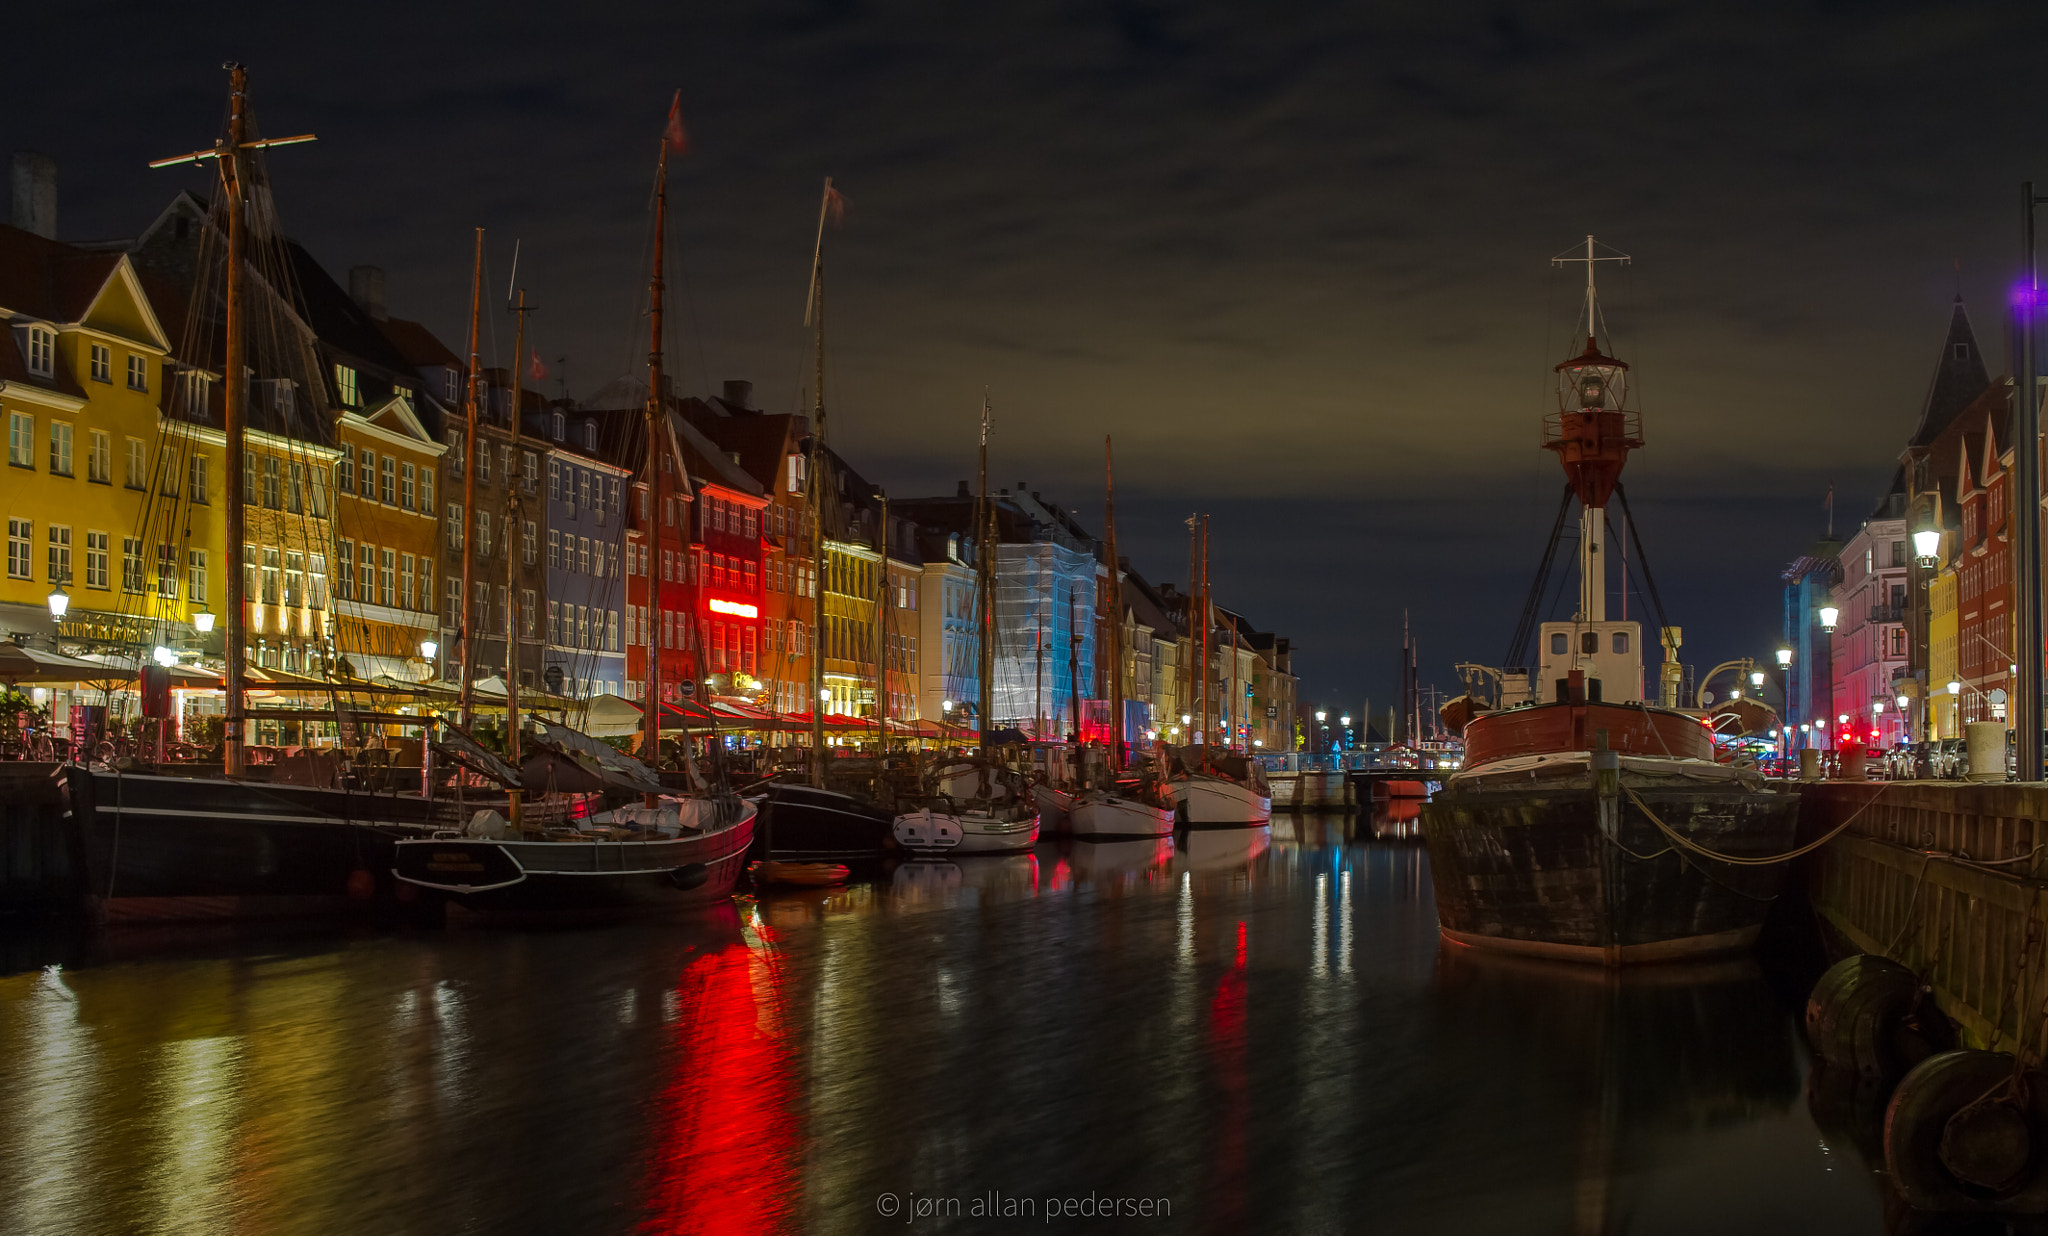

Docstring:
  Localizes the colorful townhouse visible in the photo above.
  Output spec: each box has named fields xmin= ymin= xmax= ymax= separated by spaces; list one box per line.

xmin=533 ymin=402 xmax=629 ymax=699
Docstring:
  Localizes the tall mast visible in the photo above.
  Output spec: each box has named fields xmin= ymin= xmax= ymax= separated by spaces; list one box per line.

xmin=504 ymin=285 xmax=529 ymax=827
xmin=1103 ymin=436 xmax=1122 ymax=771
xmin=875 ymin=490 xmax=888 ymax=755
xmin=148 ymin=64 xmax=316 ymax=775
xmin=1067 ymin=583 xmax=1079 ymax=741
xmin=457 ymin=228 xmax=484 ymax=728
xmin=1198 ymin=515 xmax=1211 ymax=769
xmin=976 ymin=393 xmax=993 ymax=752
xmin=1182 ymin=515 xmax=1197 ymax=747
xmin=806 ymin=177 xmax=834 ymax=786
xmin=643 ymin=93 xmax=681 ymax=791
xmin=220 ymin=67 xmax=251 ymax=778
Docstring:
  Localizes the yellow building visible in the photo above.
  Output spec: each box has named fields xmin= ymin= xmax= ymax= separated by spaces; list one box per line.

xmin=0 ymin=225 xmax=209 ymax=658
xmin=1928 ymin=561 xmax=1960 ymax=740
xmin=331 ymin=392 xmax=446 ymax=682
xmin=821 ymin=534 xmax=882 ymax=720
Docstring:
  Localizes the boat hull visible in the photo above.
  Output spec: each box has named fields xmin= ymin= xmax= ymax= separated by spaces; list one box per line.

xmin=61 ymin=765 xmax=451 ymax=920
xmin=1421 ymin=762 xmax=1799 ymax=966
xmin=391 ymin=803 xmax=755 ymax=915
xmin=1033 ymin=784 xmax=1076 ymax=834
xmin=1171 ymin=773 xmax=1271 ymax=829
xmin=1070 ymin=793 xmax=1174 ymax=839
xmin=893 ymin=807 xmax=1041 ymax=855
xmin=751 ymin=784 xmax=895 ymax=864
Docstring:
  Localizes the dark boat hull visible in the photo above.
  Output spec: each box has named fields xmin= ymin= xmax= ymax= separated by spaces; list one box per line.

xmin=392 ymin=806 xmax=755 ymax=916
xmin=1421 ymin=765 xmax=1799 ymax=965
xmin=61 ymin=766 xmax=455 ymax=920
xmin=751 ymin=784 xmax=895 ymax=864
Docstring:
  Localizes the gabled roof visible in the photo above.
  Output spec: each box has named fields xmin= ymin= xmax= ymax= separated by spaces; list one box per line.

xmin=1956 ymin=438 xmax=1979 ymax=503
xmin=378 ymin=316 xmax=461 ymax=370
xmin=1908 ymin=297 xmax=1992 ymax=447
xmin=0 ymin=224 xmax=124 ymax=324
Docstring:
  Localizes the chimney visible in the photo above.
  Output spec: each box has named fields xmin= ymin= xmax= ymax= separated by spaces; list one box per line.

xmin=957 ymin=480 xmax=970 ymax=498
xmin=1017 ymin=480 xmax=1027 ymax=494
xmin=349 ymin=265 xmax=387 ymax=320
xmin=722 ymin=379 xmax=753 ymax=409
xmin=10 ymin=153 xmax=56 ymax=240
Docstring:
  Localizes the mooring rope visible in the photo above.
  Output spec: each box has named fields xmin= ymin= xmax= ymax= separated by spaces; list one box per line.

xmin=1622 ymin=782 xmax=1888 ymax=866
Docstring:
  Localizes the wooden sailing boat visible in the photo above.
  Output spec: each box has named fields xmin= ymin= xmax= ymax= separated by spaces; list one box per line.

xmin=1166 ymin=513 xmax=1270 ymax=828
xmin=1072 ymin=436 xmax=1173 ymax=839
xmin=390 ymin=91 xmax=755 ymax=914
xmin=892 ymin=394 xmax=1039 ymax=855
xmin=61 ymin=64 xmax=473 ymax=921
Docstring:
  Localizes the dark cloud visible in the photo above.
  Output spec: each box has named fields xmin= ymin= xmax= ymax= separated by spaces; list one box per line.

xmin=8 ymin=0 xmax=2045 ymax=707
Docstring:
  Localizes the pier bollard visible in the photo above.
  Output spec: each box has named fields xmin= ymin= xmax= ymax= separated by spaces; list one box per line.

xmin=1966 ymin=722 xmax=2006 ymax=784
xmin=1799 ymin=749 xmax=1821 ymax=783
xmin=1841 ymin=748 xmax=1867 ymax=781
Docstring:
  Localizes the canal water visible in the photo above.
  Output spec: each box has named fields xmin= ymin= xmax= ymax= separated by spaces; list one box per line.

xmin=0 ymin=813 xmax=1889 ymax=1234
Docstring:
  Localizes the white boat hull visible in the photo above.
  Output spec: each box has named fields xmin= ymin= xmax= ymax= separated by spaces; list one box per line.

xmin=1171 ymin=774 xmax=1271 ymax=828
xmin=1070 ymin=793 xmax=1174 ymax=839
xmin=892 ymin=806 xmax=1041 ymax=855
xmin=1033 ymin=784 xmax=1076 ymax=833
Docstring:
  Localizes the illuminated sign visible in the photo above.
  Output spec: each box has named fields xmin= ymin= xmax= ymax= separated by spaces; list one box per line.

xmin=708 ymin=598 xmax=758 ymax=619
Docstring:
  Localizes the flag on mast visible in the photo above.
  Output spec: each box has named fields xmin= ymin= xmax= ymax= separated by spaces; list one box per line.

xmin=529 ymin=351 xmax=548 ymax=382
xmin=663 ymin=90 xmax=689 ymax=154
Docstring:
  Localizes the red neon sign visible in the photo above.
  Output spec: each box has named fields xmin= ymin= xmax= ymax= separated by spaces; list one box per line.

xmin=708 ymin=598 xmax=758 ymax=619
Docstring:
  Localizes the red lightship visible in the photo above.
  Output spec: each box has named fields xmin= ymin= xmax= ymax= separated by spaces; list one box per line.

xmin=1420 ymin=238 xmax=1801 ymax=965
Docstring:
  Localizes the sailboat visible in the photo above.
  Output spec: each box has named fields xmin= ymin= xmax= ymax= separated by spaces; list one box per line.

xmin=1420 ymin=237 xmax=1799 ymax=965
xmin=1166 ymin=514 xmax=1271 ymax=828
xmin=892 ymin=394 xmax=1040 ymax=856
xmin=1071 ymin=437 xmax=1173 ymax=840
xmin=391 ymin=91 xmax=755 ymax=914
xmin=61 ymin=66 xmax=468 ymax=920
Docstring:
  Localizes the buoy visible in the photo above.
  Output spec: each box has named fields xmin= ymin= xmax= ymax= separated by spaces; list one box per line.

xmin=1806 ymin=955 xmax=1956 ymax=1082
xmin=346 ymin=868 xmax=375 ymax=900
xmin=1885 ymin=1049 xmax=2048 ymax=1212
xmin=669 ymin=863 xmax=708 ymax=892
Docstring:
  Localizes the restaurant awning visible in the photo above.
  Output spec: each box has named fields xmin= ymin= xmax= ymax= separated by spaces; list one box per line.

xmin=0 ymin=644 xmax=128 ymax=685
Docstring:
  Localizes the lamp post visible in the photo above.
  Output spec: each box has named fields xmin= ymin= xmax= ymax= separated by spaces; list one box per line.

xmin=1819 ymin=605 xmax=1840 ymax=633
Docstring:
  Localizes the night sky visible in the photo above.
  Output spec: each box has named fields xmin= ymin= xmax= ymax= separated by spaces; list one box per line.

xmin=13 ymin=1 xmax=2048 ymax=719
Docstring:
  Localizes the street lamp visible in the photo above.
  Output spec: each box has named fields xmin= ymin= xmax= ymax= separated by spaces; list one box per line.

xmin=152 ymin=645 xmax=177 ymax=667
xmin=419 ymin=638 xmax=438 ymax=660
xmin=1949 ymin=680 xmax=1962 ymax=696
xmin=1914 ymin=528 xmax=1941 ymax=568
xmin=1819 ymin=605 xmax=1840 ymax=633
xmin=192 ymin=605 xmax=215 ymax=634
xmin=45 ymin=585 xmax=68 ymax=620
xmin=1315 ymin=710 xmax=1326 ymax=722
xmin=1777 ymin=647 xmax=1792 ymax=667
xmin=1750 ymin=670 xmax=1765 ymax=688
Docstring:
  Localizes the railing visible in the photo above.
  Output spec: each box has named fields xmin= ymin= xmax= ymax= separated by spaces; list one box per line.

xmin=1869 ymin=602 xmax=1905 ymax=623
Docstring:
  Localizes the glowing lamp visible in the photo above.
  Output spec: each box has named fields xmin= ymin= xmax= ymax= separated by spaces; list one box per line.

xmin=1253 ymin=739 xmax=1263 ymax=747
xmin=942 ymin=699 xmax=953 ymax=713
xmin=152 ymin=645 xmax=177 ymax=667
xmin=192 ymin=606 xmax=215 ymax=634
xmin=1315 ymin=710 xmax=1326 ymax=722
xmin=1913 ymin=528 xmax=1940 ymax=567
xmin=1181 ymin=713 xmax=1191 ymax=725
xmin=1340 ymin=714 xmax=1351 ymax=726
xmin=820 ymin=689 xmax=831 ymax=702
xmin=1897 ymin=693 xmax=1910 ymax=710
xmin=1776 ymin=648 xmax=1792 ymax=667
xmin=419 ymin=639 xmax=438 ymax=660
xmin=708 ymin=598 xmax=758 ymax=618
xmin=46 ymin=587 xmax=68 ymax=620
xmin=1837 ymin=714 xmax=1849 ymax=725
xmin=1750 ymin=670 xmax=1765 ymax=687
xmin=1949 ymin=680 xmax=1962 ymax=696
xmin=1872 ymin=700 xmax=1884 ymax=713
xmin=1800 ymin=723 xmax=1811 ymax=733
xmin=1818 ymin=605 xmax=1839 ymax=632
xmin=1728 ymin=688 xmax=1740 ymax=699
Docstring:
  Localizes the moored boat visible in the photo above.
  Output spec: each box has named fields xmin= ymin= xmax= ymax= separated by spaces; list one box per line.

xmin=1420 ymin=236 xmax=1800 ymax=966
xmin=1169 ymin=752 xmax=1272 ymax=829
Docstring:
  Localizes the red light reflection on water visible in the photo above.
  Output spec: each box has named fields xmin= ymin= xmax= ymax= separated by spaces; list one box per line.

xmin=1206 ymin=919 xmax=1250 ymax=1232
xmin=639 ymin=925 xmax=797 ymax=1234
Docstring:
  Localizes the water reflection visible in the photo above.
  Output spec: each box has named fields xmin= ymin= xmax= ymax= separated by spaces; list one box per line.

xmin=0 ymin=811 xmax=1889 ymax=1233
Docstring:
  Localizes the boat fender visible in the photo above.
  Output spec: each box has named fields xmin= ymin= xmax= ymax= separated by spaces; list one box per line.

xmin=1885 ymin=1049 xmax=2048 ymax=1212
xmin=346 ymin=868 xmax=375 ymax=900
xmin=669 ymin=863 xmax=708 ymax=892
xmin=1806 ymin=954 xmax=1956 ymax=1083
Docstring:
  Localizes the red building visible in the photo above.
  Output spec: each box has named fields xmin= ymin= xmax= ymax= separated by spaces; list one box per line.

xmin=1955 ymin=410 xmax=2014 ymax=723
xmin=674 ymin=409 xmax=768 ymax=696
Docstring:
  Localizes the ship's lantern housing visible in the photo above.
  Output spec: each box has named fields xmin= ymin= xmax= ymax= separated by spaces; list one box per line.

xmin=1564 ymin=359 xmax=1627 ymax=411
xmin=1544 ymin=337 xmax=1643 ymax=510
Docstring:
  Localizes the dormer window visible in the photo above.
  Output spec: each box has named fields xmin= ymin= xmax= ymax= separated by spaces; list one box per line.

xmin=334 ymin=364 xmax=359 ymax=407
xmin=552 ymin=412 xmax=565 ymax=442
xmin=272 ymin=380 xmax=295 ymax=417
xmin=1955 ymin=343 xmax=1971 ymax=360
xmin=24 ymin=327 xmax=54 ymax=378
xmin=584 ymin=421 xmax=597 ymax=451
xmin=444 ymin=368 xmax=459 ymax=402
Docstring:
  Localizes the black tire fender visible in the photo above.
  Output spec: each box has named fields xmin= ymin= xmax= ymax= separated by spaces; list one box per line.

xmin=1885 ymin=1049 xmax=2048 ymax=1213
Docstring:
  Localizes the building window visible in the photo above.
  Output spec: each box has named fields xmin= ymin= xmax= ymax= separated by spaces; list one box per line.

xmin=351 ymin=449 xmax=370 ymax=497
xmin=522 ymin=520 xmax=536 ymax=565
xmin=86 ymin=532 xmax=109 ymax=589
xmin=335 ymin=364 xmax=360 ymax=406
xmin=47 ymin=421 xmax=72 ymax=476
xmin=381 ymin=456 xmax=397 ymax=505
xmin=521 ymin=590 xmax=536 ymax=638
xmin=155 ymin=543 xmax=177 ymax=598
xmin=479 ymin=443 xmax=491 ymax=484
xmin=578 ymin=470 xmax=590 ymax=510
xmin=127 ymin=354 xmax=147 ymax=391
xmin=6 ymin=413 xmax=29 ymax=468
xmin=399 ymin=553 xmax=415 ymax=610
xmin=190 ymin=454 xmax=209 ymax=504
xmin=188 ymin=548 xmax=207 ymax=604
xmin=381 ymin=549 xmax=397 ymax=608
xmin=548 ymin=528 xmax=559 ymax=568
xmin=262 ymin=455 xmax=280 ymax=508
xmin=126 ymin=438 xmax=147 ymax=489
xmin=444 ymin=369 xmax=459 ymax=403
xmin=477 ymin=510 xmax=491 ymax=558
xmin=523 ymin=451 xmax=537 ymax=492
xmin=5 ymin=518 xmax=27 ymax=579
xmin=412 ymin=557 xmax=426 ymax=613
xmin=337 ymin=451 xmax=354 ymax=494
xmin=89 ymin=344 xmax=111 ymax=383
xmin=357 ymin=543 xmax=376 ymax=603
xmin=577 ymin=605 xmax=590 ymax=649
xmin=500 ymin=445 xmax=512 ymax=486
xmin=122 ymin=538 xmax=145 ymax=594
xmin=287 ymin=462 xmax=305 ymax=514
xmin=24 ymin=327 xmax=53 ymax=377
xmin=552 ymin=411 xmax=565 ymax=442
xmin=449 ymin=430 xmax=465 ymax=476
xmin=46 ymin=525 xmax=69 ymax=584
xmin=85 ymin=430 xmax=110 ymax=483
xmin=578 ymin=536 xmax=590 ymax=574
xmin=549 ymin=458 xmax=561 ymax=500
xmin=608 ymin=609 xmax=620 ymax=653
xmin=445 ymin=577 xmax=460 ymax=627
xmin=261 ymin=547 xmax=280 ymax=605
xmin=447 ymin=504 xmax=464 ymax=550
xmin=336 ymin=540 xmax=355 ymax=601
